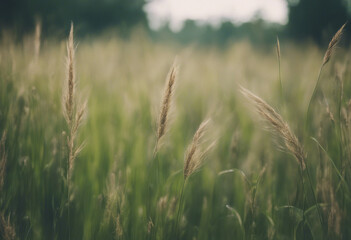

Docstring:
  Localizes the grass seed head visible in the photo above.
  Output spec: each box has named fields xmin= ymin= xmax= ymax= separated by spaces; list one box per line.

xmin=323 ymin=23 xmax=346 ymax=66
xmin=183 ymin=119 xmax=213 ymax=179
xmin=64 ymin=22 xmax=75 ymax=125
xmin=240 ymin=87 xmax=306 ymax=170
xmin=154 ymin=59 xmax=178 ymax=154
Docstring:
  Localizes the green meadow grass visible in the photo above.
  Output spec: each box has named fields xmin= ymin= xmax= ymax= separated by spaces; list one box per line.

xmin=0 ymin=28 xmax=351 ymax=239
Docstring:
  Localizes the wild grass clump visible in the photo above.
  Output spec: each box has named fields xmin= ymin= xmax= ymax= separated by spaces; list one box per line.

xmin=1 ymin=22 xmax=351 ymax=240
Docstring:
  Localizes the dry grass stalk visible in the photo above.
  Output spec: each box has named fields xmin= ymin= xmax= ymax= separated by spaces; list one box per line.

xmin=154 ymin=60 xmax=178 ymax=155
xmin=0 ymin=213 xmax=16 ymax=240
xmin=0 ymin=131 xmax=7 ymax=191
xmin=323 ymin=23 xmax=346 ymax=66
xmin=183 ymin=119 xmax=213 ymax=179
xmin=62 ymin=23 xmax=86 ymax=185
xmin=276 ymin=36 xmax=283 ymax=100
xmin=317 ymin=167 xmax=342 ymax=237
xmin=276 ymin=37 xmax=281 ymax=60
xmin=240 ymin=87 xmax=306 ymax=170
xmin=306 ymin=24 xmax=346 ymax=125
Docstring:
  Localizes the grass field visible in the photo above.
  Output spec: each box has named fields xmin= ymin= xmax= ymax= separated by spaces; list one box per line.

xmin=0 ymin=25 xmax=351 ymax=239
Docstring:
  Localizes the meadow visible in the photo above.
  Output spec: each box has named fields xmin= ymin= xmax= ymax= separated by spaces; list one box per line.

xmin=0 ymin=24 xmax=350 ymax=239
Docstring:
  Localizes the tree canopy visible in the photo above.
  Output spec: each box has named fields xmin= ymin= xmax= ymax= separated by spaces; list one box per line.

xmin=287 ymin=0 xmax=349 ymax=43
xmin=0 ymin=0 xmax=147 ymax=35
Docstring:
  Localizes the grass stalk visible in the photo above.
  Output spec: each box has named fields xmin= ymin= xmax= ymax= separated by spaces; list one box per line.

xmin=175 ymin=180 xmax=185 ymax=240
xmin=305 ymin=164 xmax=326 ymax=234
xmin=306 ymin=23 xmax=346 ymax=129
xmin=276 ymin=37 xmax=283 ymax=102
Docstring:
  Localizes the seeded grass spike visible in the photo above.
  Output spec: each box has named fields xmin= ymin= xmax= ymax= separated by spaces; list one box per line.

xmin=240 ymin=87 xmax=306 ymax=170
xmin=154 ymin=59 xmax=178 ymax=156
xmin=183 ymin=119 xmax=213 ymax=179
xmin=64 ymin=23 xmax=75 ymax=125
xmin=323 ymin=23 xmax=346 ymax=66
xmin=307 ymin=23 xmax=346 ymax=125
xmin=175 ymin=118 xmax=213 ymax=237
xmin=62 ymin=22 xmax=87 ymax=186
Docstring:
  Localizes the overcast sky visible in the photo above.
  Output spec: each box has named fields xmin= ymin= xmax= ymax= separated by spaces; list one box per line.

xmin=144 ymin=0 xmax=288 ymax=31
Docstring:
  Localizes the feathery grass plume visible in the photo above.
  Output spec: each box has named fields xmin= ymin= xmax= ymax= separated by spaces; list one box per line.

xmin=64 ymin=23 xmax=75 ymax=125
xmin=0 ymin=213 xmax=16 ymax=240
xmin=154 ymin=60 xmax=178 ymax=155
xmin=62 ymin=22 xmax=87 ymax=240
xmin=0 ymin=131 xmax=7 ymax=191
xmin=183 ymin=119 xmax=213 ymax=179
xmin=240 ymin=87 xmax=306 ymax=170
xmin=323 ymin=23 xmax=346 ymax=66
xmin=175 ymin=119 xmax=213 ymax=237
xmin=62 ymin=22 xmax=87 ymax=186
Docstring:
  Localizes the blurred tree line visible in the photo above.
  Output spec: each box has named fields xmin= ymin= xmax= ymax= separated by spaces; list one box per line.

xmin=0 ymin=0 xmax=147 ymax=36
xmin=287 ymin=0 xmax=350 ymax=44
xmin=0 ymin=0 xmax=350 ymax=44
xmin=150 ymin=19 xmax=283 ymax=46
xmin=156 ymin=0 xmax=351 ymax=46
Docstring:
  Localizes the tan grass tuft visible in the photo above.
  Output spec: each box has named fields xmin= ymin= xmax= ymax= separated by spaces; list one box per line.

xmin=183 ymin=119 xmax=214 ymax=179
xmin=157 ymin=195 xmax=169 ymax=213
xmin=240 ymin=87 xmax=306 ymax=170
xmin=0 ymin=213 xmax=16 ymax=240
xmin=154 ymin=59 xmax=178 ymax=155
xmin=323 ymin=23 xmax=346 ymax=66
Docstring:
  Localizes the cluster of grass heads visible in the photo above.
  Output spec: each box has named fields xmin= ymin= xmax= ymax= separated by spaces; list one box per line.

xmin=1 ymin=23 xmax=351 ymax=239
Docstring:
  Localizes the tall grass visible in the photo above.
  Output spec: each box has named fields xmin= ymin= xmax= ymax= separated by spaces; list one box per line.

xmin=0 ymin=25 xmax=350 ymax=239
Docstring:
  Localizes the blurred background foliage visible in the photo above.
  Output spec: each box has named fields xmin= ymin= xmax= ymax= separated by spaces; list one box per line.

xmin=1 ymin=0 xmax=351 ymax=45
